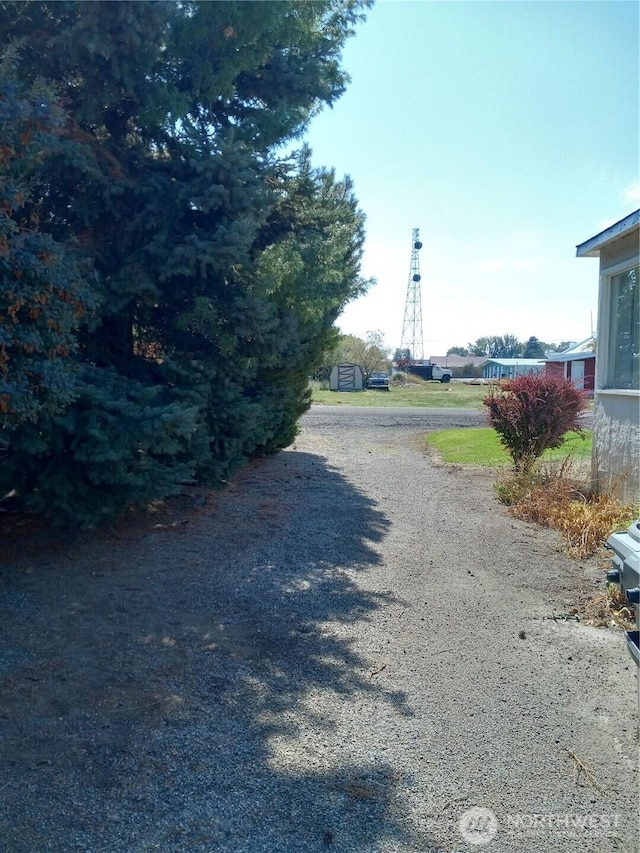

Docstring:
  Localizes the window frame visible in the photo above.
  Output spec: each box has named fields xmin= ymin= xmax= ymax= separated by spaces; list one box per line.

xmin=598 ymin=259 xmax=640 ymax=392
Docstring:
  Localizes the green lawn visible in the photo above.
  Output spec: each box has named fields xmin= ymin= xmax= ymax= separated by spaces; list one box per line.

xmin=310 ymin=380 xmax=489 ymax=408
xmin=426 ymin=428 xmax=592 ymax=466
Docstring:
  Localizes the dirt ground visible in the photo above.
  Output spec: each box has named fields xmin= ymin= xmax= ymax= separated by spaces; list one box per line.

xmin=0 ymin=408 xmax=638 ymax=853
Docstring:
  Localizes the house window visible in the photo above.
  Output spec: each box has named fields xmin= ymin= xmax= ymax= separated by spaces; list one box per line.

xmin=606 ymin=265 xmax=639 ymax=390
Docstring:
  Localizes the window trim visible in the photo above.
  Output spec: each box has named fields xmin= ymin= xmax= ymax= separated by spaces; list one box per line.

xmin=598 ymin=262 xmax=639 ymax=392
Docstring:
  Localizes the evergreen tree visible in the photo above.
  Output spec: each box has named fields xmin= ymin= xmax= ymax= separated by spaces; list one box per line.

xmin=0 ymin=44 xmax=97 ymax=429
xmin=523 ymin=336 xmax=546 ymax=358
xmin=0 ymin=1 xmax=372 ymax=524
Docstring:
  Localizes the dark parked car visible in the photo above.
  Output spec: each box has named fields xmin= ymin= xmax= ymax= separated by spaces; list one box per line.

xmin=366 ymin=372 xmax=390 ymax=391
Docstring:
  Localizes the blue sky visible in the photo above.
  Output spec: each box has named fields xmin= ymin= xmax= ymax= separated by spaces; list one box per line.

xmin=302 ymin=0 xmax=639 ymax=356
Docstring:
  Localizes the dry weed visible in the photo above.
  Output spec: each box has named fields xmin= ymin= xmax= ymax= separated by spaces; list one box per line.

xmin=565 ymin=747 xmax=607 ymax=794
xmin=497 ymin=459 xmax=639 ymax=629
xmin=498 ymin=461 xmax=638 ymax=559
xmin=576 ymin=586 xmax=636 ymax=630
xmin=553 ymin=495 xmax=637 ymax=558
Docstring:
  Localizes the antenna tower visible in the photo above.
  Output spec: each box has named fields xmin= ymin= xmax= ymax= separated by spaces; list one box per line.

xmin=400 ymin=228 xmax=424 ymax=361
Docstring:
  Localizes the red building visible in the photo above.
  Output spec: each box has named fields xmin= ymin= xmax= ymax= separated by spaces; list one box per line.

xmin=544 ymin=337 xmax=596 ymax=395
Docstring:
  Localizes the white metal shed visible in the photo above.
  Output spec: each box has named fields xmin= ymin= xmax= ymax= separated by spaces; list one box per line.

xmin=329 ymin=363 xmax=364 ymax=391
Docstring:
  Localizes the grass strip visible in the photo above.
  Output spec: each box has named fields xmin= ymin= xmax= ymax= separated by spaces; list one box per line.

xmin=426 ymin=428 xmax=592 ymax=466
xmin=311 ymin=380 xmax=489 ymax=409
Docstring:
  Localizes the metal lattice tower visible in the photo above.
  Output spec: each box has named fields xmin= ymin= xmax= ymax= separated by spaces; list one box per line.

xmin=400 ymin=228 xmax=424 ymax=361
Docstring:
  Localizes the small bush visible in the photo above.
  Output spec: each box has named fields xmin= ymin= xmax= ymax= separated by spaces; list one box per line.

xmin=494 ymin=468 xmax=545 ymax=507
xmin=390 ymin=372 xmax=407 ymax=385
xmin=460 ymin=363 xmax=482 ymax=379
xmin=484 ymin=374 xmax=588 ymax=473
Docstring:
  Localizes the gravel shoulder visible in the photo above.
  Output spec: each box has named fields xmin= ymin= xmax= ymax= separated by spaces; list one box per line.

xmin=0 ymin=408 xmax=637 ymax=853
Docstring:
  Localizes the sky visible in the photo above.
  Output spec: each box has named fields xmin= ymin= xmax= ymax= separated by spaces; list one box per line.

xmin=301 ymin=0 xmax=639 ymax=357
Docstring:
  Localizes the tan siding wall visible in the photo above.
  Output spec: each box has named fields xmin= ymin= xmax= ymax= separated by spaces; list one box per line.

xmin=592 ymin=227 xmax=639 ymax=499
xmin=592 ymin=394 xmax=640 ymax=501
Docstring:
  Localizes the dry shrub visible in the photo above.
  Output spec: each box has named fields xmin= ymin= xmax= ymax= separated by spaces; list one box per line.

xmin=550 ymin=495 xmax=637 ymax=558
xmin=496 ymin=460 xmax=639 ymax=559
xmin=577 ymin=586 xmax=636 ymax=630
xmin=494 ymin=456 xmax=574 ymax=514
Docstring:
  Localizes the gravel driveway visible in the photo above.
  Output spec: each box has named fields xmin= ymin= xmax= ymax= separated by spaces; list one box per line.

xmin=0 ymin=407 xmax=637 ymax=852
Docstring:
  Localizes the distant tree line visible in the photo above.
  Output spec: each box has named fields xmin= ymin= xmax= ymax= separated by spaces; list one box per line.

xmin=447 ymin=335 xmax=576 ymax=360
xmin=0 ymin=1 xmax=373 ymax=526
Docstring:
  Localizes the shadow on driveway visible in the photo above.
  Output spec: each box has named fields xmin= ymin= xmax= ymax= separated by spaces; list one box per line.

xmin=0 ymin=450 xmax=439 ymax=852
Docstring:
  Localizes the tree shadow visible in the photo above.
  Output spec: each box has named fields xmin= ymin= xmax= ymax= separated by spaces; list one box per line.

xmin=0 ymin=450 xmax=442 ymax=852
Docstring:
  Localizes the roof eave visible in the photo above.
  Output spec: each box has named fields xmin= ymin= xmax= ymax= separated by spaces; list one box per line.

xmin=576 ymin=209 xmax=640 ymax=258
xmin=547 ymin=352 xmax=596 ymax=363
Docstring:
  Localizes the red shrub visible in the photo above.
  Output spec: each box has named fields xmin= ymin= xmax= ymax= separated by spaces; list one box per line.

xmin=483 ymin=374 xmax=588 ymax=472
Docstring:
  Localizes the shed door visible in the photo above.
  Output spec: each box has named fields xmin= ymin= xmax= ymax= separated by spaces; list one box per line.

xmin=338 ymin=364 xmax=356 ymax=390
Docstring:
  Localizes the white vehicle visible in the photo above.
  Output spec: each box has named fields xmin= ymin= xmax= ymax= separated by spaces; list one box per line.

xmin=424 ymin=363 xmax=452 ymax=383
xmin=398 ymin=361 xmax=452 ymax=383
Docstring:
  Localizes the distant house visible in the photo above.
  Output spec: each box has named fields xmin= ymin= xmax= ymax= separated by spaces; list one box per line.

xmin=577 ymin=210 xmax=639 ymax=501
xmin=429 ymin=354 xmax=487 ymax=378
xmin=481 ymin=358 xmax=545 ymax=381
xmin=329 ymin=362 xmax=364 ymax=391
xmin=545 ymin=336 xmax=596 ymax=394
xmin=429 ymin=355 xmax=487 ymax=369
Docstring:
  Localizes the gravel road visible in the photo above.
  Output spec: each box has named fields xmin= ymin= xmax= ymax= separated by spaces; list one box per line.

xmin=0 ymin=407 xmax=637 ymax=853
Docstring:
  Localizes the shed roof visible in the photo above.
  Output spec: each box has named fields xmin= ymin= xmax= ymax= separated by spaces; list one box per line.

xmin=576 ymin=209 xmax=640 ymax=258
